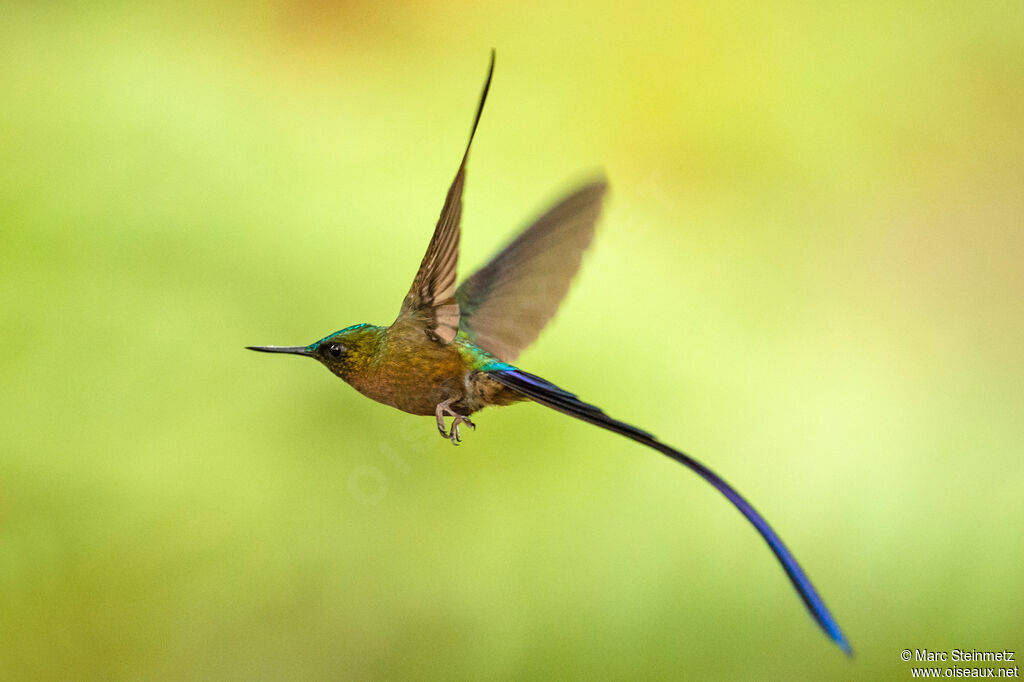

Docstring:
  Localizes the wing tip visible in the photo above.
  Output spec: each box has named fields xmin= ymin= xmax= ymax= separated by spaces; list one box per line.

xmin=566 ymin=173 xmax=609 ymax=200
xmin=464 ymin=50 xmax=495 ymax=157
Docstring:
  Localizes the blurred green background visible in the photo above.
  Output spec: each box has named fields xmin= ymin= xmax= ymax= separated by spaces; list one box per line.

xmin=2 ymin=1 xmax=1022 ymax=679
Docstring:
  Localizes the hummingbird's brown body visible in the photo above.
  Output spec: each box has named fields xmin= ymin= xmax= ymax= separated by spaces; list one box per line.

xmin=333 ymin=319 xmax=525 ymax=418
xmin=247 ymin=51 xmax=851 ymax=654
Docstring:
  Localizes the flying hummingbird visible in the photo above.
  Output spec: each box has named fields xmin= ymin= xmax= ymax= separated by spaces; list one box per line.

xmin=248 ymin=52 xmax=851 ymax=655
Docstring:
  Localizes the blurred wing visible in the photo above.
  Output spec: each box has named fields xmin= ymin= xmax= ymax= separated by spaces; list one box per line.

xmin=398 ymin=51 xmax=495 ymax=343
xmin=456 ymin=179 xmax=607 ymax=360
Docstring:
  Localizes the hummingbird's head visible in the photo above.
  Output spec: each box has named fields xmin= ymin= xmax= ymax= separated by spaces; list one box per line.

xmin=247 ymin=323 xmax=381 ymax=381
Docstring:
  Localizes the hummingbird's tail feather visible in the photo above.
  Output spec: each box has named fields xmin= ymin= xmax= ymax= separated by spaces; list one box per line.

xmin=485 ymin=365 xmax=853 ymax=656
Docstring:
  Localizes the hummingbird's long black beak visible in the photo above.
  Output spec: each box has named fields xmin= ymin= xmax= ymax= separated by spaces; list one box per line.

xmin=246 ymin=345 xmax=313 ymax=357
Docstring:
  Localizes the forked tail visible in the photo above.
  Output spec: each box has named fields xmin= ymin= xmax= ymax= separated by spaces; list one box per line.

xmin=485 ymin=365 xmax=852 ymax=655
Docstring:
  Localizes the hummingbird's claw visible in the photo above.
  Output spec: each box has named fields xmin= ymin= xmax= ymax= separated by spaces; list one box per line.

xmin=435 ymin=397 xmax=475 ymax=445
xmin=447 ymin=415 xmax=475 ymax=444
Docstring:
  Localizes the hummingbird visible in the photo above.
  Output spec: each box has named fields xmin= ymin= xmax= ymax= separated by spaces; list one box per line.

xmin=248 ymin=52 xmax=851 ymax=655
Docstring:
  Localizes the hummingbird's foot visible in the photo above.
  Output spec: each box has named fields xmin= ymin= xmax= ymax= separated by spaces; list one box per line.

xmin=435 ymin=398 xmax=475 ymax=445
xmin=448 ymin=415 xmax=476 ymax=444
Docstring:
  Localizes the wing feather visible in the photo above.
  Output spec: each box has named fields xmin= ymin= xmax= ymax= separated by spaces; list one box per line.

xmin=456 ymin=179 xmax=606 ymax=360
xmin=398 ymin=51 xmax=494 ymax=343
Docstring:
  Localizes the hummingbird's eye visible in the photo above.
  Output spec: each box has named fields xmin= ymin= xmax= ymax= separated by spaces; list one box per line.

xmin=326 ymin=343 xmax=345 ymax=360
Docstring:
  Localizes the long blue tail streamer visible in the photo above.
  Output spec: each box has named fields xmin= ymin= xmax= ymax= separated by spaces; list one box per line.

xmin=486 ymin=366 xmax=852 ymax=655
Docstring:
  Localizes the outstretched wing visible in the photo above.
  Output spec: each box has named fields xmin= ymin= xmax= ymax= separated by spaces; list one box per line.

xmin=397 ymin=51 xmax=495 ymax=343
xmin=456 ymin=179 xmax=606 ymax=360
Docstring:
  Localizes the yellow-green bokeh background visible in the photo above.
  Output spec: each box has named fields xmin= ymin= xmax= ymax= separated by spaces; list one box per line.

xmin=2 ymin=2 xmax=1022 ymax=679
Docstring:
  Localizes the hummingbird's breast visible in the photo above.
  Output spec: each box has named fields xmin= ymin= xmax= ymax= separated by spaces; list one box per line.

xmin=343 ymin=321 xmax=475 ymax=416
